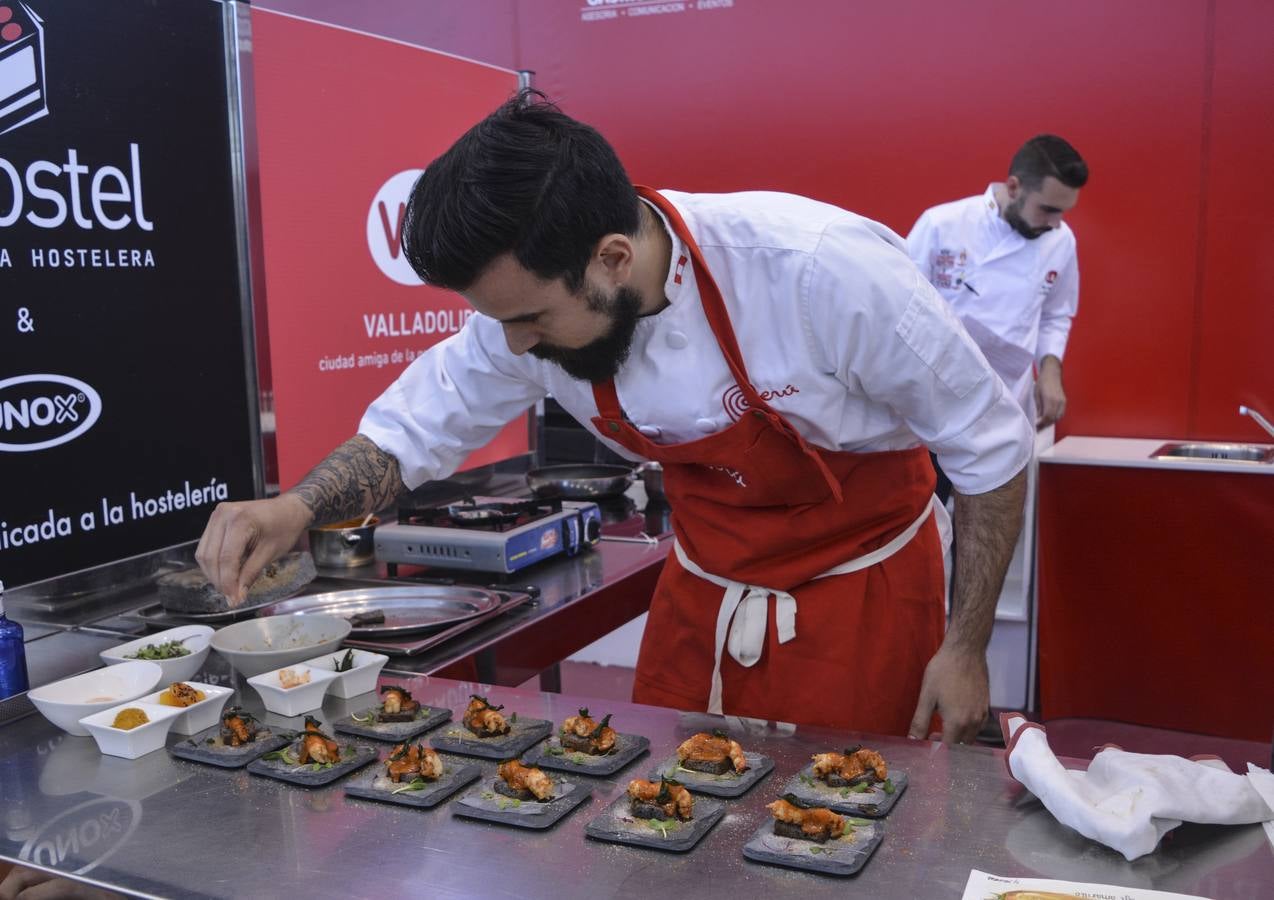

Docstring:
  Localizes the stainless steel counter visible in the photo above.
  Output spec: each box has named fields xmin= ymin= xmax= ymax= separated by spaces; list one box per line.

xmin=6 ymin=532 xmax=669 ymax=703
xmin=2 ymin=664 xmax=1270 ymax=899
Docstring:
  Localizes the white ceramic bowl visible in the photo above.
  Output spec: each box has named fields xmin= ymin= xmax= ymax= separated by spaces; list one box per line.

xmin=100 ymin=625 xmax=214 ymax=683
xmin=246 ymin=664 xmax=339 ymax=717
xmin=300 ymin=648 xmax=388 ymax=699
xmin=79 ymin=701 xmax=184 ymax=759
xmin=28 ymin=661 xmax=164 ymax=736
xmin=133 ymin=680 xmax=234 ymax=736
xmin=210 ymin=614 xmax=352 ymax=678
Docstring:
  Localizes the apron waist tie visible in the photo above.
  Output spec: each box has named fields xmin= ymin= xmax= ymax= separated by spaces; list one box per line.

xmin=674 ymin=496 xmax=949 ymax=716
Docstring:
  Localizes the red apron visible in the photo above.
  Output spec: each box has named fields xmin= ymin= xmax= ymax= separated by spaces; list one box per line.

xmin=590 ymin=187 xmax=945 ymax=736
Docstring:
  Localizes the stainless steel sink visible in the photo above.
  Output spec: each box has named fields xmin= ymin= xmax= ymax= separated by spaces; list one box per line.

xmin=1151 ymin=442 xmax=1274 ymax=464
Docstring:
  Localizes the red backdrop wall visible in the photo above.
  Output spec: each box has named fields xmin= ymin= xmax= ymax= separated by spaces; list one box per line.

xmin=250 ymin=7 xmax=527 ymax=489
xmin=258 ymin=0 xmax=1273 ymax=445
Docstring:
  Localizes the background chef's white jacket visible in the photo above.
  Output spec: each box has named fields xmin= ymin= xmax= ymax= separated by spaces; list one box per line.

xmin=905 ymin=184 xmax=1080 ymax=414
xmin=359 ymin=190 xmax=1033 ymax=496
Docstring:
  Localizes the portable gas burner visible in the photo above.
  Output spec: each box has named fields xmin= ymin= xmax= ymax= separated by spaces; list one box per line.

xmin=373 ymin=495 xmax=603 ymax=575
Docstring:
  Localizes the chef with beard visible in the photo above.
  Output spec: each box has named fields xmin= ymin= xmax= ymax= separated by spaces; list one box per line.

xmin=906 ymin=135 xmax=1088 ymax=432
xmin=197 ymin=91 xmax=1034 ymax=744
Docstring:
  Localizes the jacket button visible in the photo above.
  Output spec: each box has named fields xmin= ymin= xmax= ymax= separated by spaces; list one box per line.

xmin=606 ymin=421 xmax=621 ymax=433
xmin=695 ymin=417 xmax=717 ymax=433
xmin=666 ymin=331 xmax=689 ymax=349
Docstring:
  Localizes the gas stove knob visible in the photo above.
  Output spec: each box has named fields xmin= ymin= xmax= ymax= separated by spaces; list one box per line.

xmin=585 ymin=518 xmax=601 ymax=543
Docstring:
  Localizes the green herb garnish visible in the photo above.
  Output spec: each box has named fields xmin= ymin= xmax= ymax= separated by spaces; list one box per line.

xmin=124 ymin=639 xmax=191 ymax=660
xmin=644 ymin=818 xmax=679 ymax=838
xmin=882 ymin=779 xmax=896 ymax=795
xmin=333 ymin=649 xmax=356 ymax=672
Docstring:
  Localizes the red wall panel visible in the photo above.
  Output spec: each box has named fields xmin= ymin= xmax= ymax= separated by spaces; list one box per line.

xmin=1038 ymin=464 xmax=1274 ymax=742
xmin=251 ymin=10 xmax=527 ymax=489
xmin=519 ymin=1 xmax=1208 ymax=439
xmin=262 ymin=1 xmax=1272 ymax=446
xmin=256 ymin=0 xmax=520 ymax=71
xmin=1192 ymin=0 xmax=1274 ymax=440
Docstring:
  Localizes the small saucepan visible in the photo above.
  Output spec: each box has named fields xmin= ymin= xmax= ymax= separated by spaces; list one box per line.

xmin=308 ymin=516 xmax=380 ymax=568
xmin=526 ymin=462 xmax=665 ymax=501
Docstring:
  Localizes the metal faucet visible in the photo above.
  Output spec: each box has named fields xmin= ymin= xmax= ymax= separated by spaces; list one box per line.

xmin=1238 ymin=405 xmax=1274 ymax=441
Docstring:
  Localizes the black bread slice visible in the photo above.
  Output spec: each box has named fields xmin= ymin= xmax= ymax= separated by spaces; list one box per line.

xmin=494 ymin=780 xmax=547 ymax=802
xmin=631 ymin=799 xmax=679 ymax=820
xmin=561 ymin=733 xmax=606 ymax=754
xmin=774 ymin=820 xmax=831 ymax=844
xmin=679 ymin=756 xmax=733 ymax=775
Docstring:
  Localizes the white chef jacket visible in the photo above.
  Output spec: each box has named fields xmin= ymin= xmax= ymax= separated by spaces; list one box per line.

xmin=359 ymin=190 xmax=1033 ymax=496
xmin=905 ymin=184 xmax=1080 ymax=414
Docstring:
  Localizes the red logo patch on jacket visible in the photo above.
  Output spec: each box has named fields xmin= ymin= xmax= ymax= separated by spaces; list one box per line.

xmin=1046 ymin=270 xmax=1058 ymax=284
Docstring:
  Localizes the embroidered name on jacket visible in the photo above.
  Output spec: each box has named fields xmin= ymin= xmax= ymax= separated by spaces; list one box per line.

xmin=721 ymin=383 xmax=801 ymax=421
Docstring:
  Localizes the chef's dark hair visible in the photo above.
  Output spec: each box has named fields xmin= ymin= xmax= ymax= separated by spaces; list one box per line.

xmin=401 ymin=89 xmax=640 ymax=292
xmin=1009 ymin=135 xmax=1088 ymax=190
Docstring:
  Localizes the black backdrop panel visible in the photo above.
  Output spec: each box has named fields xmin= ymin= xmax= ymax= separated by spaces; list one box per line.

xmin=0 ymin=0 xmax=256 ymax=588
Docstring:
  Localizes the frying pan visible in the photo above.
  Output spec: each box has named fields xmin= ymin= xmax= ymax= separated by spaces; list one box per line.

xmin=526 ymin=462 xmax=665 ymax=501
xmin=526 ymin=464 xmax=633 ymax=499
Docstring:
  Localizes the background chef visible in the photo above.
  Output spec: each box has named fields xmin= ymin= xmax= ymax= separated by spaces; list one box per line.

xmin=907 ymin=135 xmax=1088 ymax=433
xmin=197 ymin=91 xmax=1034 ymax=744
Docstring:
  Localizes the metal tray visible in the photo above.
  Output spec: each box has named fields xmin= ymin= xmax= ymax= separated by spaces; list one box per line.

xmin=258 ymin=586 xmax=503 ymax=636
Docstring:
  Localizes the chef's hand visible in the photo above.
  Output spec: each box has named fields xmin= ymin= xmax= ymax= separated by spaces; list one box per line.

xmin=0 ymin=866 xmax=123 ymax=900
xmin=1035 ymin=355 xmax=1066 ymax=428
xmin=195 ymin=494 xmax=312 ymax=607
xmin=906 ymin=644 xmax=989 ymax=744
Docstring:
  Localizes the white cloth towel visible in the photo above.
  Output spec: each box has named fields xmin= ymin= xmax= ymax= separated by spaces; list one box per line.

xmin=1000 ymin=712 xmax=1274 ymax=861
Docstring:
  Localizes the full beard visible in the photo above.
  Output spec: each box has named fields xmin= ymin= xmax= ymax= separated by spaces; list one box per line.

xmin=1003 ymin=199 xmax=1051 ymax=240
xmin=528 ymin=284 xmax=644 ymax=383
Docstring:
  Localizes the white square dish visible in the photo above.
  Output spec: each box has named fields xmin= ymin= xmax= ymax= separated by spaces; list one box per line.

xmin=134 ymin=681 xmax=234 ymax=736
xmin=79 ymin=701 xmax=184 ymax=759
xmin=299 ymin=649 xmax=388 ymax=699
xmin=247 ymin=664 xmax=339 ymax=717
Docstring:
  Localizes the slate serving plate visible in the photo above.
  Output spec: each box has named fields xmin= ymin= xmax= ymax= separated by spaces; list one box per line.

xmin=583 ymin=793 xmax=726 ymax=853
xmin=779 ymin=765 xmax=908 ymax=818
xmin=648 ymin=751 xmax=774 ymax=798
xmin=168 ymin=726 xmax=292 ymax=769
xmin=343 ymin=754 xmax=481 ymax=809
xmin=332 ymin=705 xmax=451 ymax=743
xmin=741 ymin=815 xmax=885 ymax=876
xmin=451 ymin=780 xmax=590 ymax=830
xmin=428 ymin=717 xmax=552 ymax=760
xmin=524 ymin=733 xmax=650 ymax=777
xmin=246 ymin=741 xmax=378 ymax=787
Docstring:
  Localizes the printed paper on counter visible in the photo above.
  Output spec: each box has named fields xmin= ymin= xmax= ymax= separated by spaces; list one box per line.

xmin=962 ymin=869 xmax=1213 ymax=900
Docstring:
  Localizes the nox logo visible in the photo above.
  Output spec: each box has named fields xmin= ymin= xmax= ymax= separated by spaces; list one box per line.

xmin=0 ymin=2 xmax=49 ymax=136
xmin=367 ymin=169 xmax=425 ymax=286
xmin=0 ymin=373 xmax=102 ymax=452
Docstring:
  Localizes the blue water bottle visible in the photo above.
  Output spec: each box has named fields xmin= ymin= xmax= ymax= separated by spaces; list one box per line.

xmin=0 ymin=580 xmax=31 ymax=699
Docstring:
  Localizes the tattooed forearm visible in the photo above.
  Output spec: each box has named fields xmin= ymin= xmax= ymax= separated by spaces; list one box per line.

xmin=287 ymin=435 xmax=407 ymax=527
xmin=947 ymin=468 xmax=1027 ymax=654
